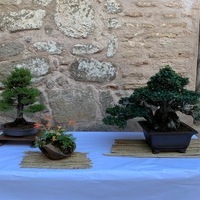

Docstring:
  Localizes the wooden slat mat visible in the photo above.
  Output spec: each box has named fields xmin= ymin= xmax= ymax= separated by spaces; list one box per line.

xmin=105 ymin=139 xmax=200 ymax=158
xmin=20 ymin=151 xmax=92 ymax=169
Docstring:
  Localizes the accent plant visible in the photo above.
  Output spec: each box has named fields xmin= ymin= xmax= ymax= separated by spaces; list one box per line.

xmin=35 ymin=117 xmax=76 ymax=160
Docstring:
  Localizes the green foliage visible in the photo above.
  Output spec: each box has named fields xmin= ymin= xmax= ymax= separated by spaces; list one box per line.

xmin=3 ymin=67 xmax=32 ymax=88
xmin=103 ymin=66 xmax=200 ymax=131
xmin=23 ymin=104 xmax=47 ymax=113
xmin=0 ymin=67 xmax=46 ymax=122
xmin=35 ymin=127 xmax=76 ymax=154
xmin=147 ymin=65 xmax=189 ymax=91
xmin=0 ymin=100 xmax=13 ymax=111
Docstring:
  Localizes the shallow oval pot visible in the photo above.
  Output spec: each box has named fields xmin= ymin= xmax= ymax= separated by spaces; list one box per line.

xmin=138 ymin=121 xmax=198 ymax=154
xmin=1 ymin=122 xmax=37 ymax=137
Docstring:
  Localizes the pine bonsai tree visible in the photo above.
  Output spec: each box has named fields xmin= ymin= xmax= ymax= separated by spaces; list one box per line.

xmin=0 ymin=67 xmax=46 ymax=128
xmin=103 ymin=65 xmax=200 ymax=131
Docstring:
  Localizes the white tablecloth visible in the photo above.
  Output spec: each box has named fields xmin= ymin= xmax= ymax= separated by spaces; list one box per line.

xmin=0 ymin=131 xmax=200 ymax=200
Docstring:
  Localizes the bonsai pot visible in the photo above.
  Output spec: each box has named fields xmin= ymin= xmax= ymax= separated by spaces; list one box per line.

xmin=39 ymin=143 xmax=76 ymax=160
xmin=1 ymin=122 xmax=37 ymax=137
xmin=138 ymin=121 xmax=198 ymax=154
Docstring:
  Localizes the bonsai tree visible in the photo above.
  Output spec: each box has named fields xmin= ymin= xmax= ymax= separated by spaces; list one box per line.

xmin=103 ymin=65 xmax=200 ymax=131
xmin=0 ymin=67 xmax=46 ymax=128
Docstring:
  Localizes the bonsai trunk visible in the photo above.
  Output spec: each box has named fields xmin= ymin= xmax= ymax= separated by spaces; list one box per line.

xmin=154 ymin=102 xmax=180 ymax=131
xmin=3 ymin=101 xmax=35 ymax=133
xmin=14 ymin=101 xmax=27 ymax=125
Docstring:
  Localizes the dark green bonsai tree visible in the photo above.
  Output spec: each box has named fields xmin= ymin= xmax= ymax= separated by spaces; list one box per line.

xmin=0 ymin=67 xmax=46 ymax=128
xmin=103 ymin=65 xmax=200 ymax=131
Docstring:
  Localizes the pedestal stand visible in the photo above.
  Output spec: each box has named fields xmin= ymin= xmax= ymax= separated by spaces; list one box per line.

xmin=0 ymin=132 xmax=39 ymax=147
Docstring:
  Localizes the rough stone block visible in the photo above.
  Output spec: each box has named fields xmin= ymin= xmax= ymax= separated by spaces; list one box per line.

xmin=0 ymin=0 xmax=21 ymax=5
xmin=13 ymin=57 xmax=50 ymax=77
xmin=33 ymin=0 xmax=53 ymax=6
xmin=99 ymin=90 xmax=114 ymax=116
xmin=0 ymin=9 xmax=46 ymax=32
xmin=106 ymin=18 xmax=120 ymax=29
xmin=136 ymin=2 xmax=156 ymax=7
xmin=105 ymin=0 xmax=123 ymax=14
xmin=165 ymin=2 xmax=183 ymax=8
xmin=107 ymin=35 xmax=118 ymax=58
xmin=162 ymin=12 xmax=177 ymax=19
xmin=0 ymin=62 xmax=13 ymax=81
xmin=0 ymin=42 xmax=24 ymax=61
xmin=34 ymin=41 xmax=64 ymax=55
xmin=54 ymin=0 xmax=95 ymax=38
xmin=124 ymin=12 xmax=143 ymax=17
xmin=70 ymin=58 xmax=117 ymax=83
xmin=47 ymin=87 xmax=97 ymax=123
xmin=71 ymin=44 xmax=101 ymax=55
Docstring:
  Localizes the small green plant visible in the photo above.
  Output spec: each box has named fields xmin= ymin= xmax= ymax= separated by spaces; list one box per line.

xmin=34 ymin=117 xmax=76 ymax=154
xmin=0 ymin=67 xmax=46 ymax=126
xmin=103 ymin=65 xmax=200 ymax=131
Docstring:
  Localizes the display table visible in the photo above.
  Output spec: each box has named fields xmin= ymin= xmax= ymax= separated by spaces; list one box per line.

xmin=0 ymin=131 xmax=200 ymax=200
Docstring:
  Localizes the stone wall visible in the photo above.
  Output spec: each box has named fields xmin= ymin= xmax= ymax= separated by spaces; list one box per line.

xmin=0 ymin=0 xmax=200 ymax=131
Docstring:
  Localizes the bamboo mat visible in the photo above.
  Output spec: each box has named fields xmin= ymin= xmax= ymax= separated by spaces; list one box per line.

xmin=20 ymin=151 xmax=92 ymax=169
xmin=105 ymin=139 xmax=200 ymax=158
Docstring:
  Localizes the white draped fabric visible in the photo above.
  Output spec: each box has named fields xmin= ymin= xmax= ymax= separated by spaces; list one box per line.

xmin=0 ymin=131 xmax=200 ymax=200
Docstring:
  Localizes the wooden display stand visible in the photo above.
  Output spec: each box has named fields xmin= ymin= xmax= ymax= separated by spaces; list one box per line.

xmin=0 ymin=132 xmax=39 ymax=147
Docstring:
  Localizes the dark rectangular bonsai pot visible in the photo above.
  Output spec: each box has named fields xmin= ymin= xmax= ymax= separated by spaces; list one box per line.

xmin=138 ymin=121 xmax=198 ymax=154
